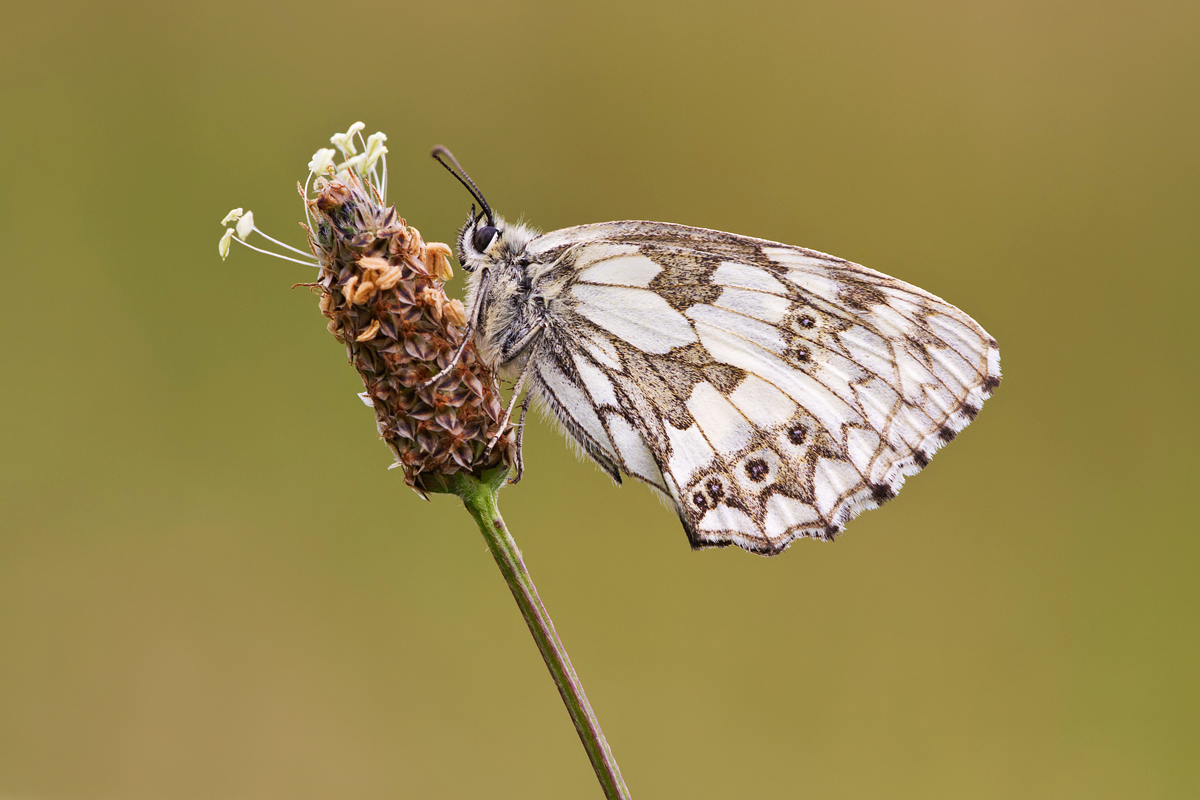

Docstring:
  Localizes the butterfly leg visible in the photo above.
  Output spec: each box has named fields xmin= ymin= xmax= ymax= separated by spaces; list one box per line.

xmin=420 ymin=268 xmax=490 ymax=389
xmin=508 ymin=392 xmax=532 ymax=485
xmin=486 ymin=354 xmax=536 ymax=455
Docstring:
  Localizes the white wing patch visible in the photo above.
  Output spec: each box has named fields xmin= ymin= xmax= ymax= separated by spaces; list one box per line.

xmin=606 ymin=414 xmax=664 ymax=487
xmin=572 ymin=284 xmax=696 ymax=354
xmin=578 ymin=254 xmax=663 ymax=287
xmin=571 ymin=350 xmax=620 ymax=407
xmin=813 ymin=457 xmax=861 ymax=516
xmin=686 ymin=382 xmax=754 ymax=457
xmin=714 ymin=287 xmax=792 ymax=324
xmin=664 ymin=423 xmax=715 ymax=488
xmin=713 ymin=261 xmax=788 ymax=294
xmin=765 ymin=494 xmax=821 ymax=536
xmin=839 ymin=325 xmax=895 ymax=380
xmin=511 ymin=222 xmax=1000 ymax=555
xmin=686 ymin=304 xmax=787 ymax=355
xmin=728 ymin=375 xmax=797 ymax=428
xmin=699 ymin=505 xmax=758 ymax=536
xmin=846 ymin=427 xmax=881 ymax=474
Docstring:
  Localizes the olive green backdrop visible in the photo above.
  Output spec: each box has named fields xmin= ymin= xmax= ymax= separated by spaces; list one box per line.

xmin=2 ymin=0 xmax=1197 ymax=798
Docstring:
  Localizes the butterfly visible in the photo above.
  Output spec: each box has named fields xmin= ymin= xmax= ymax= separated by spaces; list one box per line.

xmin=428 ymin=148 xmax=1001 ymax=555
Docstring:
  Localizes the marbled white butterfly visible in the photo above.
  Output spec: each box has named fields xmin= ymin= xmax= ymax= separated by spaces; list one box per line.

xmin=430 ymin=148 xmax=1001 ymax=555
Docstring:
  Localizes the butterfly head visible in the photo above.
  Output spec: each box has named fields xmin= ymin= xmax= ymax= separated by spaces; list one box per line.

xmin=455 ymin=207 xmax=537 ymax=273
xmin=432 ymin=145 xmax=533 ymax=273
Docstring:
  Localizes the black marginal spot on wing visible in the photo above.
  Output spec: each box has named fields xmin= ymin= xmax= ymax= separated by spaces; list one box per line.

xmin=870 ymin=483 xmax=897 ymax=504
xmin=914 ymin=450 xmax=930 ymax=468
xmin=937 ymin=426 xmax=957 ymax=443
xmin=983 ymin=375 xmax=1001 ymax=394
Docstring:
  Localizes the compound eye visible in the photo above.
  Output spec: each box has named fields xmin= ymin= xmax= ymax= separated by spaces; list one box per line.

xmin=472 ymin=226 xmax=498 ymax=252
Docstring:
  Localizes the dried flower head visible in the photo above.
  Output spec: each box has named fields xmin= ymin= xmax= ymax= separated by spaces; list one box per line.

xmin=220 ymin=123 xmax=515 ymax=494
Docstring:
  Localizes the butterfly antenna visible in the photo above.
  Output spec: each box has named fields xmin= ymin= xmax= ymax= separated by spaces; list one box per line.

xmin=431 ymin=146 xmax=495 ymax=226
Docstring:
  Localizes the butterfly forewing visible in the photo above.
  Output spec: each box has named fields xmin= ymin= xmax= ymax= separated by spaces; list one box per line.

xmin=511 ymin=222 xmax=1000 ymax=555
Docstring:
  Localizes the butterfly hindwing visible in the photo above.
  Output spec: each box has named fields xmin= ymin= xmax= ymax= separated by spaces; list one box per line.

xmin=519 ymin=222 xmax=1000 ymax=555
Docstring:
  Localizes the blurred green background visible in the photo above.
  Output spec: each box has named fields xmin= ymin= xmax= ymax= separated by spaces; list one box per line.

xmin=2 ymin=0 xmax=1197 ymax=797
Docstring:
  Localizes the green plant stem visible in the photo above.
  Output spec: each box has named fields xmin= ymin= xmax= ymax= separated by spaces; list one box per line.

xmin=453 ymin=472 xmax=632 ymax=800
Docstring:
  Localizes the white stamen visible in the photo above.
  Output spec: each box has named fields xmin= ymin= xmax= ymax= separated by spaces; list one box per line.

xmin=232 ymin=236 xmax=319 ymax=267
xmin=303 ymin=171 xmax=315 ymax=231
xmin=236 ymin=211 xmax=255 ymax=241
xmin=330 ymin=133 xmax=354 ymax=156
xmin=219 ymin=227 xmax=235 ymax=259
xmin=250 ymin=227 xmax=315 ymax=259
xmin=365 ymin=142 xmax=388 ymax=173
xmin=330 ymin=122 xmax=366 ymax=156
xmin=308 ymin=148 xmax=336 ymax=174
xmin=380 ymin=151 xmax=388 ymax=202
xmin=338 ymin=154 xmax=367 ymax=175
xmin=350 ymin=123 xmax=367 ymax=154
xmin=221 ymin=123 xmax=390 ymax=269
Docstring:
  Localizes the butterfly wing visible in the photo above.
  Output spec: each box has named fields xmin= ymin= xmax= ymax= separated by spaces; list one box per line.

xmin=522 ymin=222 xmax=1000 ymax=555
